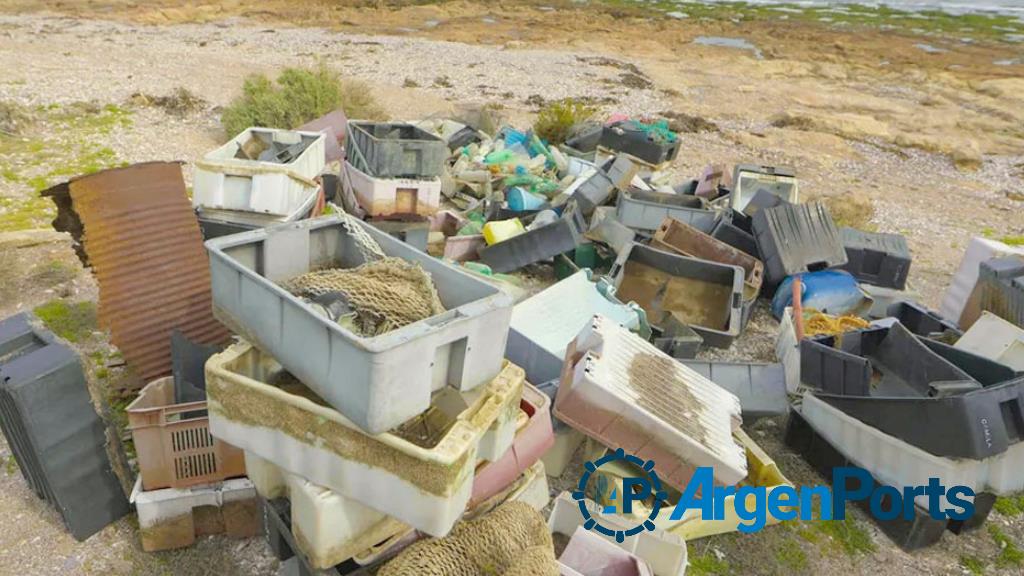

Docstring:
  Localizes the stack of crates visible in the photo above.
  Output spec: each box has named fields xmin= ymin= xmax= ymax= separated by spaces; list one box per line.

xmin=346 ymin=121 xmax=446 ymax=218
xmin=202 ymin=215 xmax=554 ymax=571
xmin=126 ymin=375 xmax=254 ymax=552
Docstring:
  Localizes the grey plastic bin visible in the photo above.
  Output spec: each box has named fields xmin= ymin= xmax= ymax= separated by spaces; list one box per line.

xmin=205 ymin=215 xmax=514 ymax=434
xmin=348 ymin=122 xmax=447 ymax=179
xmin=615 ymin=190 xmax=718 ymax=234
xmin=610 ymin=242 xmax=744 ymax=348
xmin=682 ymin=361 xmax=787 ymax=418
xmin=838 ymin=227 xmax=912 ymax=290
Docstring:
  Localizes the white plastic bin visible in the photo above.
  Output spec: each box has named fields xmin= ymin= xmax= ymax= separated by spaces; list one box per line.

xmin=193 ymin=127 xmax=325 ymax=217
xmin=346 ymin=160 xmax=441 ymax=217
xmin=204 ymin=341 xmax=524 ymax=537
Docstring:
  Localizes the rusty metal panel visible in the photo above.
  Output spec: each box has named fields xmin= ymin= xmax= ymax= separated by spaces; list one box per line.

xmin=63 ymin=162 xmax=230 ymax=384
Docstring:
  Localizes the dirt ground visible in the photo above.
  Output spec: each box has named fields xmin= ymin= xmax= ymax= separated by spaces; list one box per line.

xmin=0 ymin=1 xmax=1023 ymax=575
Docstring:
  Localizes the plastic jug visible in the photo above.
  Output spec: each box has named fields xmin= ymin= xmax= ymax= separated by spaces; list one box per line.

xmin=482 ymin=218 xmax=526 ymax=245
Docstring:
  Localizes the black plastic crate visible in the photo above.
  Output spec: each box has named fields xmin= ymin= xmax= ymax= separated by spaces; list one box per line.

xmin=598 ymin=120 xmax=680 ymax=165
xmin=711 ymin=214 xmax=759 ymax=259
xmin=800 ymin=322 xmax=1024 ymax=459
xmin=0 ymin=312 xmax=130 ymax=541
xmin=885 ymin=301 xmax=961 ymax=338
xmin=348 ymin=122 xmax=447 ymax=179
xmin=478 ymin=203 xmax=587 ymax=273
xmin=838 ymin=228 xmax=912 ymax=290
xmin=752 ymin=201 xmax=847 ymax=287
xmin=262 ymin=498 xmax=369 ymax=576
xmin=979 ymin=256 xmax=1024 ymax=329
xmin=784 ymin=409 xmax=995 ymax=551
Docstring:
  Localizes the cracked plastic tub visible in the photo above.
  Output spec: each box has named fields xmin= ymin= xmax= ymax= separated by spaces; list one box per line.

xmin=205 ymin=215 xmax=514 ymax=434
xmin=610 ymin=242 xmax=745 ymax=348
xmin=205 ymin=342 xmax=524 ymax=536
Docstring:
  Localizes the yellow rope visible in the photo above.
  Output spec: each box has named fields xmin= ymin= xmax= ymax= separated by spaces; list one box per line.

xmin=803 ymin=309 xmax=870 ymax=338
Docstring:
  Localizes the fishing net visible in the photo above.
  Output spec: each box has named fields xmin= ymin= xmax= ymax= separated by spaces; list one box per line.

xmin=377 ymin=501 xmax=556 ymax=576
xmin=282 ymin=257 xmax=445 ymax=337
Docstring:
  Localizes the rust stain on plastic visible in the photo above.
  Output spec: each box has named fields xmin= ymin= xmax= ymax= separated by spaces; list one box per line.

xmin=66 ymin=162 xmax=229 ymax=384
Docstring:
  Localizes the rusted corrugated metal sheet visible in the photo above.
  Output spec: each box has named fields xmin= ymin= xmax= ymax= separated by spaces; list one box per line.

xmin=46 ymin=162 xmax=230 ymax=385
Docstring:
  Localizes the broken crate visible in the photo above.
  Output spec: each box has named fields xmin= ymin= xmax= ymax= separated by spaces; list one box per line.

xmin=553 ymin=314 xmax=747 ymax=489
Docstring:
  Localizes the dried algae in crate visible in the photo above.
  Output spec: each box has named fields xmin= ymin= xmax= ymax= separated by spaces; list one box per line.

xmin=377 ymin=501 xmax=558 ymax=576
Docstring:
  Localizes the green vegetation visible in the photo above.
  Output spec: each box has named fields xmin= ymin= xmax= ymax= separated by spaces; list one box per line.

xmin=960 ymin=554 xmax=986 ymax=575
xmin=810 ymin=515 xmax=877 ymax=556
xmin=774 ymin=538 xmax=809 ymax=572
xmin=31 ymin=259 xmax=76 ymax=286
xmin=1001 ymin=236 xmax=1024 ymax=247
xmin=533 ymin=98 xmax=597 ymax=146
xmin=0 ymin=101 xmax=130 ymax=231
xmin=221 ymin=65 xmax=386 ymax=138
xmin=33 ymin=299 xmax=98 ymax=343
xmin=687 ymin=544 xmax=731 ymax=576
xmin=994 ymin=495 xmax=1024 ymax=516
xmin=989 ymin=524 xmax=1024 ymax=568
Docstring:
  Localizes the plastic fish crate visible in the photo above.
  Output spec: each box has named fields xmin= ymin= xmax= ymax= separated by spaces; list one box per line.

xmin=711 ymin=214 xmax=759 ymax=258
xmin=800 ymin=323 xmax=1024 ymax=459
xmin=839 ymin=226 xmax=913 ymax=289
xmin=345 ymin=159 xmax=442 ymax=217
xmin=193 ymin=127 xmax=325 ymax=217
xmin=598 ymin=121 xmax=681 ymax=166
xmin=553 ymin=315 xmax=747 ymax=488
xmin=884 ymin=301 xmax=961 ymax=337
xmin=799 ymin=393 xmax=1024 ymax=498
xmin=127 ymin=376 xmax=246 ymax=491
xmin=558 ymin=528 xmax=653 ymax=576
xmin=470 ymin=383 xmax=554 ymax=507
xmin=955 ymin=312 xmax=1024 ymax=371
xmin=505 ymin=269 xmax=646 ymax=386
xmin=786 ymin=401 xmax=999 ymax=551
xmin=130 ymin=476 xmax=259 ymax=552
xmin=548 ymin=492 xmax=687 ymax=576
xmin=261 ymin=461 xmax=549 ymax=576
xmin=838 ymin=227 xmax=912 ymax=290
xmin=615 ymin=190 xmax=718 ymax=234
xmin=652 ymin=216 xmax=764 ymax=307
xmin=979 ymin=256 xmax=1024 ymax=329
xmin=940 ymin=238 xmax=1024 ymax=329
xmin=477 ymin=203 xmax=587 ymax=273
xmin=589 ymin=428 xmax=793 ymax=541
xmin=348 ymin=121 xmax=447 ymax=179
xmin=567 ymin=155 xmax=638 ymax=216
xmin=0 ymin=312 xmax=130 ymax=542
xmin=729 ymin=164 xmax=798 ymax=214
xmin=205 ymin=341 xmax=523 ymax=536
xmin=205 ymin=215 xmax=513 ymax=434
xmin=610 ymin=242 xmax=745 ymax=349
xmin=752 ymin=201 xmax=847 ymax=286
xmin=681 ymin=361 xmax=787 ymax=419
xmin=245 ymin=452 xmax=409 ymax=569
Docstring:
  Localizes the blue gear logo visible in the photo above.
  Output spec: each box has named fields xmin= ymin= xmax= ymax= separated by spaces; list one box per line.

xmin=574 ymin=448 xmax=666 ymax=542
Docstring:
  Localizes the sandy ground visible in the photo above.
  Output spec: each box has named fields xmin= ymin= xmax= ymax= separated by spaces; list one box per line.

xmin=1 ymin=2 xmax=1023 ymax=575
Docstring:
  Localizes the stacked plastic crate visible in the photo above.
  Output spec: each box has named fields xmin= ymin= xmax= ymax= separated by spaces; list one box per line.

xmin=346 ymin=121 xmax=446 ymax=219
xmin=202 ymin=215 xmax=554 ymax=572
